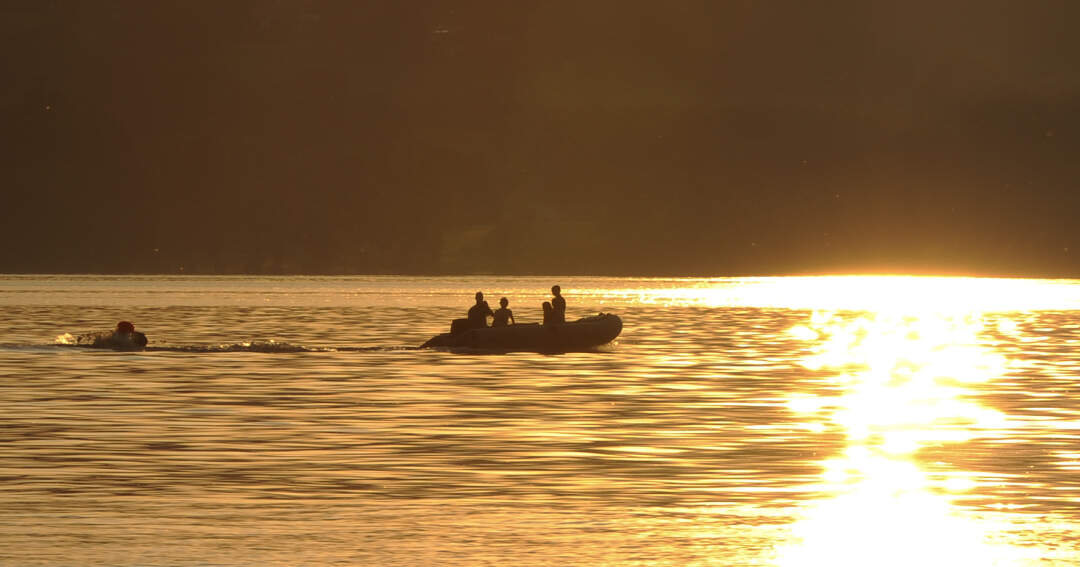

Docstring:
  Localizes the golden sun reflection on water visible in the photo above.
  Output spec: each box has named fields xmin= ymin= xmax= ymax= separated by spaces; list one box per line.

xmin=774 ymin=309 xmax=1032 ymax=567
xmin=623 ymin=275 xmax=1080 ymax=312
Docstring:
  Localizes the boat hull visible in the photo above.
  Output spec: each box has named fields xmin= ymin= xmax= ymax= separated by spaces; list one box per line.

xmin=421 ymin=313 xmax=622 ymax=353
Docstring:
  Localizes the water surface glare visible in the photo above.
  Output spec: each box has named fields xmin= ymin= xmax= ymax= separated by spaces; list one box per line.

xmin=2 ymin=275 xmax=1080 ymax=566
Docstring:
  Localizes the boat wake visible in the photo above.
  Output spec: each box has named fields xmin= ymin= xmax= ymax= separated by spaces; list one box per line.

xmin=38 ymin=333 xmax=418 ymax=353
xmin=147 ymin=342 xmax=418 ymax=353
xmin=18 ymin=322 xmax=622 ymax=354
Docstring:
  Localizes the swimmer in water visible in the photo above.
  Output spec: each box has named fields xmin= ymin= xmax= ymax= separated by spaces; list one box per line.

xmin=93 ymin=321 xmax=148 ymax=350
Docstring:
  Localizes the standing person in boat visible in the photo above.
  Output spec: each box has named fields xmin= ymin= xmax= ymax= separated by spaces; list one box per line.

xmin=492 ymin=297 xmax=515 ymax=327
xmin=467 ymin=291 xmax=494 ymax=329
xmin=550 ymin=285 xmax=566 ymax=324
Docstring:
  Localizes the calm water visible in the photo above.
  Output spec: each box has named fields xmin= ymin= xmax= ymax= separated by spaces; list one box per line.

xmin=3 ymin=275 xmax=1080 ymax=566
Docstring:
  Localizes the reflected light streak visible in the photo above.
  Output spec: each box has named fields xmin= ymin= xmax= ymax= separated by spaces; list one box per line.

xmin=620 ymin=276 xmax=1080 ymax=312
xmin=774 ymin=306 xmax=1033 ymax=566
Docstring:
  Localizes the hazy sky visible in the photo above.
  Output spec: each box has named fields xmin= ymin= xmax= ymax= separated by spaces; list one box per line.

xmin=4 ymin=1 xmax=1079 ymax=276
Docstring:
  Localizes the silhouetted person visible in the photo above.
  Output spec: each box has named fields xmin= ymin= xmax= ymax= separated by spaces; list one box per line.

xmin=542 ymin=301 xmax=553 ymax=325
xmin=94 ymin=320 xmax=148 ymax=349
xmin=118 ymin=321 xmax=148 ymax=347
xmin=492 ymin=297 xmax=515 ymax=327
xmin=550 ymin=285 xmax=566 ymax=324
xmin=450 ymin=292 xmax=494 ymax=334
xmin=467 ymin=291 xmax=494 ymax=329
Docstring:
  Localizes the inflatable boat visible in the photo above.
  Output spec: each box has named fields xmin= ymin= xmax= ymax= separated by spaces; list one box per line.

xmin=421 ymin=313 xmax=622 ymax=353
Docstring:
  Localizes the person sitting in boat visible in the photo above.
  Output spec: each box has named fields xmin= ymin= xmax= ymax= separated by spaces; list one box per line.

xmin=492 ymin=297 xmax=515 ymax=327
xmin=466 ymin=289 xmax=494 ymax=324
xmin=93 ymin=320 xmax=149 ymax=350
xmin=450 ymin=292 xmax=493 ymax=334
xmin=550 ymin=285 xmax=566 ymax=324
xmin=468 ymin=292 xmax=494 ymax=327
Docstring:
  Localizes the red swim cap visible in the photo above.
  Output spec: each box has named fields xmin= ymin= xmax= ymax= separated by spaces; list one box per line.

xmin=117 ymin=321 xmax=135 ymax=334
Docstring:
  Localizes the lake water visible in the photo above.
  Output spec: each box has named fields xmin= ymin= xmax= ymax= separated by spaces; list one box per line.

xmin=3 ymin=274 xmax=1080 ymax=566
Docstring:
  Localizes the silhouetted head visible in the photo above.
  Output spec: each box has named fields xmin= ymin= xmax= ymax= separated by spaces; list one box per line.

xmin=475 ymin=291 xmax=484 ymax=303
xmin=116 ymin=321 xmax=135 ymax=334
xmin=500 ymin=297 xmax=509 ymax=308
xmin=551 ymin=285 xmax=561 ymax=296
